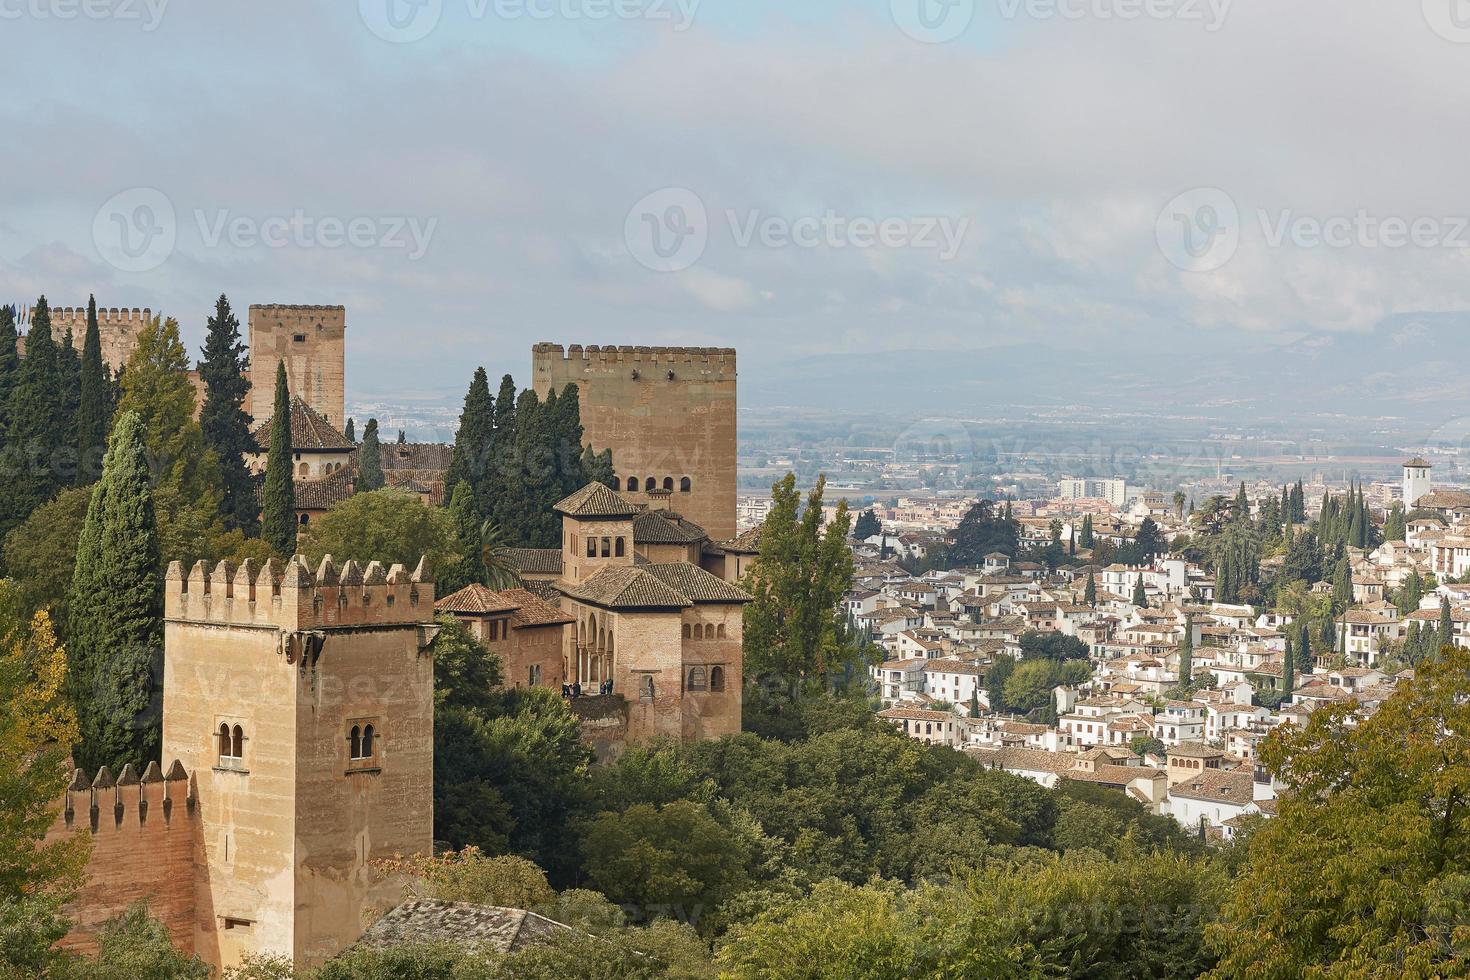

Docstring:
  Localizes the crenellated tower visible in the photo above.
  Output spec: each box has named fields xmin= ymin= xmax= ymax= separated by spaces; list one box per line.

xmin=160 ymin=554 xmax=437 ymax=972
xmin=248 ymin=305 xmax=347 ymax=428
xmin=21 ymin=305 xmax=153 ymax=373
xmin=533 ymin=344 xmax=738 ymax=541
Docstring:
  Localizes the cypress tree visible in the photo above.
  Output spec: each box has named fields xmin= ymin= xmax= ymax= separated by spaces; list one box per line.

xmin=1440 ymin=596 xmax=1455 ymax=654
xmin=344 ymin=417 xmax=355 ymax=443
xmin=1283 ymin=633 xmax=1295 ymax=700
xmin=0 ymin=303 xmax=17 ymax=433
xmin=1178 ymin=614 xmax=1194 ymax=688
xmin=261 ymin=362 xmax=297 ymax=556
xmin=1332 ymin=558 xmax=1353 ymax=612
xmin=198 ymin=295 xmax=257 ymax=535
xmin=446 ymin=368 xmax=494 ymax=517
xmin=76 ymin=295 xmax=111 ymax=485
xmin=5 ymin=297 xmax=64 ymax=533
xmin=969 ymin=688 xmax=981 ymax=719
xmin=1084 ymin=570 xmax=1097 ymax=607
xmin=440 ymin=481 xmax=486 ymax=594
xmin=1133 ymin=574 xmax=1147 ymax=607
xmin=1080 ymin=514 xmax=1094 ymax=549
xmin=68 ymin=410 xmax=163 ymax=771
xmin=553 ymin=382 xmax=589 ymax=498
xmin=1297 ymin=620 xmax=1313 ymax=675
xmin=357 ymin=419 xmax=384 ymax=492
xmin=56 ymin=325 xmax=81 ymax=477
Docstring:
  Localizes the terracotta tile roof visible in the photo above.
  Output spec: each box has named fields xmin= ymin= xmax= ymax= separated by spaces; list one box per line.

xmin=1169 ymin=769 xmax=1253 ymax=805
xmin=291 ymin=466 xmax=356 ymax=510
xmin=251 ymin=397 xmax=354 ymax=452
xmin=352 ymin=901 xmax=571 ymax=955
xmin=633 ymin=510 xmax=709 ymax=545
xmin=501 ymin=588 xmax=574 ymax=629
xmin=561 ymin=565 xmax=691 ymax=609
xmin=554 ymin=482 xmax=639 ymax=518
xmin=505 ymin=548 xmax=563 ymax=576
xmin=643 ymin=562 xmax=753 ymax=603
xmin=436 ymin=583 xmax=522 ymax=615
xmin=522 ymin=579 xmax=562 ymax=603
xmin=382 ymin=443 xmax=452 ymax=472
xmin=721 ymin=524 xmax=764 ymax=554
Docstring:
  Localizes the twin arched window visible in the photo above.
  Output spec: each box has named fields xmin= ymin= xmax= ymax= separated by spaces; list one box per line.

xmin=349 ymin=724 xmax=376 ymax=761
xmin=217 ymin=723 xmax=244 ymax=763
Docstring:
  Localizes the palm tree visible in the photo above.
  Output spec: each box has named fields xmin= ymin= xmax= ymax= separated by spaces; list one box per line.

xmin=479 ymin=521 xmax=521 ymax=590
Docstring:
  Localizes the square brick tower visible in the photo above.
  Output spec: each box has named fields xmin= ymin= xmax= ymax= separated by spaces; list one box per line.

xmin=161 ymin=555 xmax=436 ymax=972
xmin=533 ymin=344 xmax=737 ymax=542
xmin=248 ymin=305 xmax=346 ymax=428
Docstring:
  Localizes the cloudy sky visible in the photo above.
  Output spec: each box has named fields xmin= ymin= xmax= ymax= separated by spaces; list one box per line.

xmin=6 ymin=0 xmax=1470 ymax=416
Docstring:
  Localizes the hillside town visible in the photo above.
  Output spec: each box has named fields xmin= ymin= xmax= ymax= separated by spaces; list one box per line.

xmin=858 ymin=463 xmax=1470 ymax=839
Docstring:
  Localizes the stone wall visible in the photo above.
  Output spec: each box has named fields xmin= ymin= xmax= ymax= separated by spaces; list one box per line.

xmin=21 ymin=305 xmax=152 ymax=373
xmin=43 ymin=762 xmax=199 ymax=958
xmin=533 ymin=344 xmax=738 ymax=541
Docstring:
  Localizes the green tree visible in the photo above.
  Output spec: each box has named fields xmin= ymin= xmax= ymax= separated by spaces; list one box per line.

xmin=445 ymin=367 xmax=495 ymax=518
xmin=1440 ymin=596 xmax=1455 ymax=655
xmin=1079 ymin=513 xmax=1094 ymax=549
xmin=1384 ymin=501 xmax=1406 ymax=542
xmin=3 ymin=298 xmax=63 ymax=540
xmin=343 ymin=417 xmax=355 ymax=443
xmin=1 ymin=486 xmax=91 ymax=625
xmin=439 ymin=481 xmax=486 ymax=594
xmin=1084 ymin=570 xmax=1097 ymax=606
xmin=198 ymin=295 xmax=257 ymax=535
xmin=579 ymin=800 xmax=756 ymax=921
xmin=260 ymin=362 xmax=296 ymax=556
xmin=741 ymin=474 xmax=854 ymax=688
xmin=1282 ymin=633 xmax=1295 ymax=699
xmin=854 ymin=509 xmax=881 ymax=539
xmin=1331 ymin=557 xmax=1353 ymax=612
xmin=65 ymin=904 xmax=209 ymax=979
xmin=66 ymin=412 xmax=163 ymax=771
xmin=300 ymin=489 xmax=458 ymax=572
xmin=1178 ymin=614 xmax=1194 ymax=687
xmin=946 ymin=499 xmax=1018 ymax=565
xmin=357 ymin=418 xmax=385 ymax=492
xmin=1133 ymin=574 xmax=1147 ymax=607
xmin=75 ymin=296 xmax=111 ymax=487
xmin=985 ymin=655 xmax=1015 ymax=713
xmin=1209 ymin=648 xmax=1470 ymax=977
xmin=0 ymin=305 xmax=17 ymax=441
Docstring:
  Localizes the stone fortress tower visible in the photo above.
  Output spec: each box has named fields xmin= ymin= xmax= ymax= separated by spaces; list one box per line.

xmin=1404 ymin=457 xmax=1433 ymax=508
xmin=160 ymin=554 xmax=437 ymax=972
xmin=248 ymin=305 xmax=347 ymax=428
xmin=533 ymin=344 xmax=738 ymax=542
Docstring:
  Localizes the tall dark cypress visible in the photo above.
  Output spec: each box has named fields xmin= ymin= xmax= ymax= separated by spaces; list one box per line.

xmin=344 ymin=417 xmax=355 ymax=443
xmin=261 ymin=362 xmax=297 ymax=556
xmin=5 ymin=297 xmax=64 ymax=535
xmin=0 ymin=304 xmax=17 ymax=433
xmin=67 ymin=410 xmax=163 ymax=771
xmin=76 ymin=295 xmax=111 ymax=485
xmin=56 ymin=325 xmax=81 ymax=476
xmin=1297 ymin=621 xmax=1313 ymax=675
xmin=198 ymin=295 xmax=258 ymax=534
xmin=357 ymin=419 xmax=384 ymax=493
xmin=446 ymin=368 xmax=494 ymax=517
xmin=554 ymin=382 xmax=590 ymax=498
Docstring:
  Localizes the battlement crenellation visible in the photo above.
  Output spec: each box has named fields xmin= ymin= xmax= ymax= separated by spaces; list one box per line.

xmin=61 ymin=760 xmax=194 ymax=834
xmin=165 ymin=555 xmax=435 ymax=629
xmin=534 ymin=343 xmax=736 ymax=370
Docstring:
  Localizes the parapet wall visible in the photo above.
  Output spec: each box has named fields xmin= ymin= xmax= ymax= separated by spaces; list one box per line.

xmin=164 ymin=555 xmax=436 ymax=631
xmin=21 ymin=305 xmax=152 ymax=373
xmin=45 ymin=761 xmax=199 ymax=957
xmin=534 ymin=343 xmax=736 ymax=374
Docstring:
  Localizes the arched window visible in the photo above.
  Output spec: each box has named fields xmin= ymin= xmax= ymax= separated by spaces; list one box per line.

xmin=349 ymin=725 xmax=362 ymax=760
xmin=231 ymin=725 xmax=244 ymax=758
xmin=680 ymin=476 xmax=692 ymax=492
xmin=615 ymin=537 xmax=626 ymax=557
xmin=601 ymin=537 xmax=611 ymax=558
xmin=587 ymin=537 xmax=597 ymax=558
xmin=640 ymin=676 xmax=655 ymax=702
xmin=645 ymin=477 xmax=657 ymax=491
xmin=299 ymin=513 xmax=310 ymax=525
xmin=361 ymin=724 xmax=375 ymax=758
xmin=682 ymin=623 xmax=692 ymax=639
xmin=217 ymin=723 xmax=232 ymax=762
xmin=688 ymin=666 xmax=707 ymax=691
xmin=663 ymin=477 xmax=674 ymax=491
xmin=626 ymin=476 xmax=638 ymax=492
xmin=716 ymin=624 xmax=727 ymax=639
xmin=710 ymin=666 xmax=725 ymax=692
xmin=298 ymin=462 xmax=309 ymax=477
